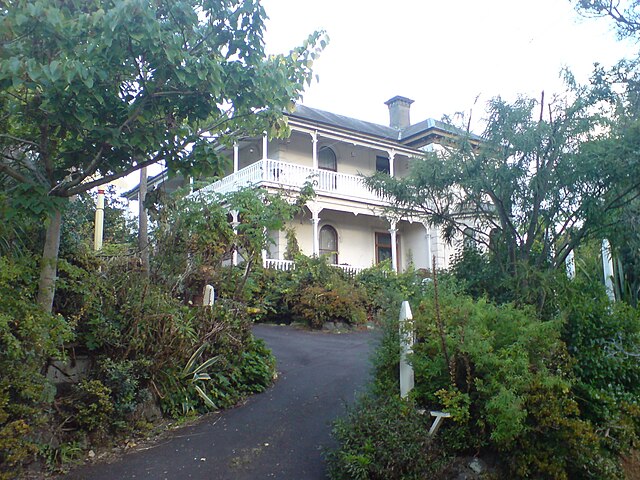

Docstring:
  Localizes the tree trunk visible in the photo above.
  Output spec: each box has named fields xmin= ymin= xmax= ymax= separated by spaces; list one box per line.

xmin=37 ymin=208 xmax=63 ymax=313
xmin=139 ymin=166 xmax=150 ymax=277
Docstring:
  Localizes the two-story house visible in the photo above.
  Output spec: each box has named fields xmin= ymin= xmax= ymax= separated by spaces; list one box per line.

xmin=195 ymin=96 xmax=464 ymax=274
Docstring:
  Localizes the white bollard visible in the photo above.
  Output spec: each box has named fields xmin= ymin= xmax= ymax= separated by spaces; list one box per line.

xmin=601 ymin=239 xmax=615 ymax=302
xmin=566 ymin=249 xmax=576 ymax=280
xmin=399 ymin=300 xmax=415 ymax=399
xmin=203 ymin=285 xmax=215 ymax=306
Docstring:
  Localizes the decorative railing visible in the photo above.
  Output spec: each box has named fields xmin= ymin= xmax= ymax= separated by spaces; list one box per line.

xmin=264 ymin=258 xmax=364 ymax=276
xmin=198 ymin=159 xmax=385 ymax=203
xmin=264 ymin=259 xmax=296 ymax=271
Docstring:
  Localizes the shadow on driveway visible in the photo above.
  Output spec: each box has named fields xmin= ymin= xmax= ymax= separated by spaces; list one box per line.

xmin=64 ymin=324 xmax=377 ymax=480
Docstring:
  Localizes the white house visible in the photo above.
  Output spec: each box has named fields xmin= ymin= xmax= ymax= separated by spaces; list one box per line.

xmin=197 ymin=96 xmax=466 ymax=274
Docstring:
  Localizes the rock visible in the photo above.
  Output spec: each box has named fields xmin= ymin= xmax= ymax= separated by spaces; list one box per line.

xmin=335 ymin=322 xmax=348 ymax=331
xmin=88 ymin=450 xmax=96 ymax=459
xmin=322 ymin=322 xmax=336 ymax=331
xmin=133 ymin=392 xmax=163 ymax=422
xmin=469 ymin=458 xmax=487 ymax=475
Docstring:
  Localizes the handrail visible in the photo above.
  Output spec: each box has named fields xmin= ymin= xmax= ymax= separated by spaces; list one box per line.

xmin=199 ymin=159 xmax=386 ymax=203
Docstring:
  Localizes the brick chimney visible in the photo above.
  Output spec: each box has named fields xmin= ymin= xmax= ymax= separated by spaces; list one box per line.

xmin=385 ymin=96 xmax=414 ymax=129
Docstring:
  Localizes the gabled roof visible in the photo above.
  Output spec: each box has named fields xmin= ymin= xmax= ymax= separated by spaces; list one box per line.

xmin=291 ymin=105 xmax=399 ymax=141
xmin=288 ymin=104 xmax=475 ymax=148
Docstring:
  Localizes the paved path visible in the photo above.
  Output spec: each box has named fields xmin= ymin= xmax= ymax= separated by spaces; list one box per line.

xmin=65 ymin=325 xmax=376 ymax=479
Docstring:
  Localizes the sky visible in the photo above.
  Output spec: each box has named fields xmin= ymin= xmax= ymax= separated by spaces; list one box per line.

xmin=261 ymin=0 xmax=638 ymax=129
xmin=121 ymin=0 xmax=637 ymax=196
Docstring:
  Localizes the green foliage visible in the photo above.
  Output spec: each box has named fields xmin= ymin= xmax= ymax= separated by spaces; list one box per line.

xmin=559 ymin=279 xmax=640 ymax=453
xmin=326 ymin=395 xmax=450 ymax=480
xmin=366 ymin=277 xmax=626 ymax=479
xmin=0 ymin=0 xmax=326 ymax=312
xmin=366 ymin=71 xmax=640 ymax=308
xmin=0 ymin=254 xmax=73 ymax=477
xmin=252 ymin=255 xmax=369 ymax=329
xmin=67 ymin=380 xmax=114 ymax=433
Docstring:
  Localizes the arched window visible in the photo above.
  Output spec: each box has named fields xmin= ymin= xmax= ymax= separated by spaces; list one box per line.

xmin=319 ymin=225 xmax=338 ymax=264
xmin=318 ymin=146 xmax=337 ymax=172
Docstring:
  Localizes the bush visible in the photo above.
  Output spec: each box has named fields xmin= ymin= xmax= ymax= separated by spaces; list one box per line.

xmin=326 ymin=395 xmax=450 ymax=480
xmin=251 ymin=255 xmax=370 ymax=329
xmin=0 ymin=255 xmax=73 ymax=478
xmin=363 ymin=276 xmax=625 ymax=479
xmin=559 ymin=279 xmax=640 ymax=454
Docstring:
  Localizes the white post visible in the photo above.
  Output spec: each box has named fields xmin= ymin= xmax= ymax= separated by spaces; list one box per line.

xmin=311 ymin=131 xmax=318 ymax=170
xmin=422 ymin=221 xmax=432 ymax=272
xmin=389 ymin=149 xmax=396 ymax=177
xmin=262 ymin=134 xmax=268 ymax=160
xmin=231 ymin=210 xmax=239 ymax=266
xmin=602 ymin=239 xmax=615 ymax=301
xmin=262 ymin=227 xmax=268 ymax=268
xmin=94 ymin=188 xmax=105 ymax=251
xmin=389 ymin=220 xmax=398 ymax=273
xmin=203 ymin=285 xmax=215 ymax=306
xmin=399 ymin=300 xmax=415 ymax=399
xmin=566 ymin=249 xmax=576 ymax=280
xmin=233 ymin=142 xmax=239 ymax=173
xmin=312 ymin=215 xmax=320 ymax=257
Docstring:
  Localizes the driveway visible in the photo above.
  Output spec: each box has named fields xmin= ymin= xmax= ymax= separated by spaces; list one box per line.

xmin=65 ymin=324 xmax=376 ymax=479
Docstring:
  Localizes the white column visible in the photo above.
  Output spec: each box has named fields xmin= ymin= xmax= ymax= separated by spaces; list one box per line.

xmin=262 ymin=226 xmax=268 ymax=268
xmin=566 ymin=249 xmax=575 ymax=280
xmin=311 ymin=131 xmax=318 ymax=170
xmin=231 ymin=210 xmax=239 ymax=266
xmin=312 ymin=215 xmax=320 ymax=256
xmin=399 ymin=300 xmax=415 ymax=399
xmin=262 ymin=134 xmax=268 ymax=160
xmin=389 ymin=220 xmax=398 ymax=273
xmin=389 ymin=149 xmax=396 ymax=177
xmin=233 ymin=142 xmax=239 ymax=173
xmin=602 ymin=239 xmax=615 ymax=301
xmin=421 ymin=220 xmax=432 ymax=271
xmin=94 ymin=188 xmax=105 ymax=251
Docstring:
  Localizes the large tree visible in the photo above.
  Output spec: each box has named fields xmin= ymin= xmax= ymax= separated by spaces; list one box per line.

xmin=367 ymin=73 xmax=640 ymax=299
xmin=0 ymin=0 xmax=325 ymax=312
xmin=575 ymin=0 xmax=640 ymax=38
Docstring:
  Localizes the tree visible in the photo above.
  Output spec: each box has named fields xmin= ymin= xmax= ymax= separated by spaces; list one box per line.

xmin=366 ymin=74 xmax=640 ymax=306
xmin=0 ymin=0 xmax=325 ymax=312
xmin=575 ymin=0 xmax=640 ymax=38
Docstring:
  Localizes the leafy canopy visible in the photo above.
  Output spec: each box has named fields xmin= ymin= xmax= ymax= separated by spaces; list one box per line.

xmin=0 ymin=0 xmax=325 ymax=203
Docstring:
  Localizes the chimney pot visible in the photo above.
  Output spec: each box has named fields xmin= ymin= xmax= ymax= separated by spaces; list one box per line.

xmin=385 ymin=96 xmax=414 ymax=129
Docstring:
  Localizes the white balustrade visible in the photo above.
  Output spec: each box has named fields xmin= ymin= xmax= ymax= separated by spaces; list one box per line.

xmin=265 ymin=259 xmax=296 ymax=271
xmin=200 ymin=159 xmax=385 ymax=203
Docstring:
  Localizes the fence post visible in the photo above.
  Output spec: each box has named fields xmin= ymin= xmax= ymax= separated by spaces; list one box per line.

xmin=602 ymin=239 xmax=615 ymax=301
xmin=203 ymin=285 xmax=215 ymax=306
xmin=399 ymin=300 xmax=415 ymax=399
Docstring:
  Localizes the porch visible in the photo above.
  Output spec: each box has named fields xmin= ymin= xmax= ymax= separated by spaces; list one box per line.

xmin=198 ymin=158 xmax=387 ymax=205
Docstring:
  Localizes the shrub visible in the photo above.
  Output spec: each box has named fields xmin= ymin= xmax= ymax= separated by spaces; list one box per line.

xmin=0 ymin=255 xmax=73 ymax=478
xmin=326 ymin=395 xmax=450 ymax=480
xmin=559 ymin=279 xmax=640 ymax=454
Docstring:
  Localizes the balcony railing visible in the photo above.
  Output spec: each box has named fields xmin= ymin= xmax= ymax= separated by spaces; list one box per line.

xmin=264 ymin=258 xmax=364 ymax=276
xmin=198 ymin=159 xmax=386 ymax=204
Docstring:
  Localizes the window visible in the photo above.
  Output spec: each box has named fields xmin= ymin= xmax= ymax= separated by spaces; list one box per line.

xmin=319 ymin=225 xmax=338 ymax=264
xmin=318 ymin=146 xmax=337 ymax=171
xmin=375 ymin=232 xmax=392 ymax=264
xmin=375 ymin=232 xmax=400 ymax=265
xmin=376 ymin=155 xmax=390 ymax=174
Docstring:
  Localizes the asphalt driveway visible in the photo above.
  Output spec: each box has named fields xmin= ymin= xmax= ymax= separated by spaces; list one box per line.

xmin=64 ymin=324 xmax=376 ymax=479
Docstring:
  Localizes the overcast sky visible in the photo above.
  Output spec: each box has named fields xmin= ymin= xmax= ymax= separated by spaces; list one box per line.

xmin=262 ymin=0 xmax=638 ymax=129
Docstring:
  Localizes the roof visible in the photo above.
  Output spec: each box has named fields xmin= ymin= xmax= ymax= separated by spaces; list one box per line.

xmin=289 ymin=104 xmax=472 ymax=146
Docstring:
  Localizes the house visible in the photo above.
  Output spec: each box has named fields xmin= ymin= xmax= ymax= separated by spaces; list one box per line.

xmin=195 ymin=96 xmax=467 ymax=274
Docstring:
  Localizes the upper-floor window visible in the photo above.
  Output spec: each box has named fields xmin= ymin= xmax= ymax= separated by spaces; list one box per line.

xmin=376 ymin=155 xmax=390 ymax=174
xmin=318 ymin=146 xmax=337 ymax=172
xmin=319 ymin=225 xmax=338 ymax=264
